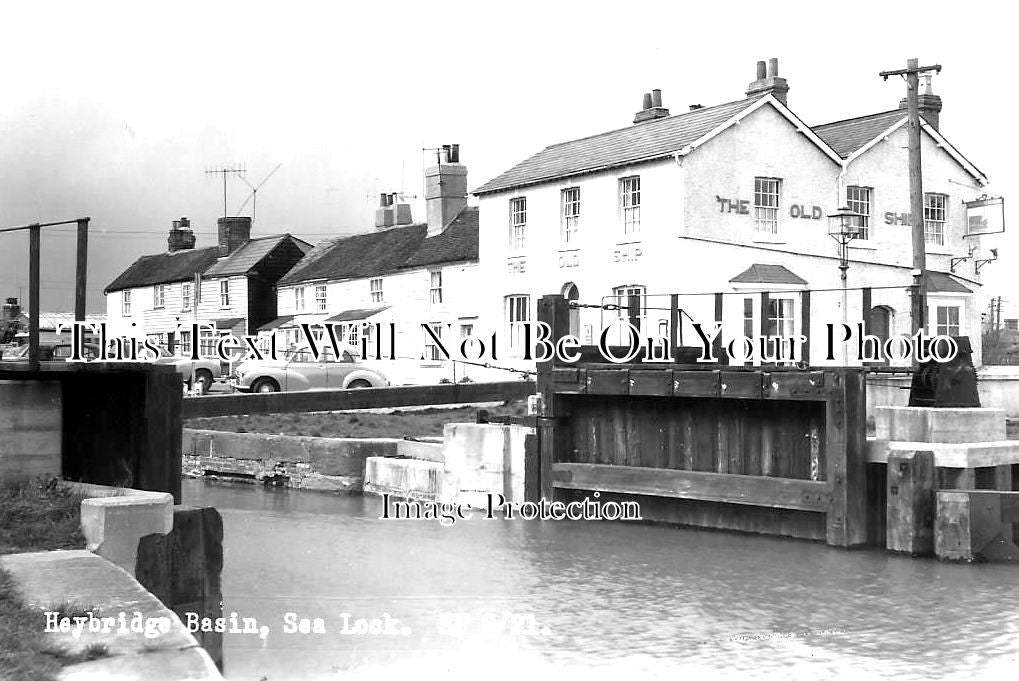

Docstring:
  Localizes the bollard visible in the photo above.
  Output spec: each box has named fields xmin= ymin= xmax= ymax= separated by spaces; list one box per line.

xmin=886 ymin=450 xmax=935 ymax=555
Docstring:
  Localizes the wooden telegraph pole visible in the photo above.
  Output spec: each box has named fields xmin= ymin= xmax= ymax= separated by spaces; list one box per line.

xmin=880 ymin=58 xmax=942 ymax=336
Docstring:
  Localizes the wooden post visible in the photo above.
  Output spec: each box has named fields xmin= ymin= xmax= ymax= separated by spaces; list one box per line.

xmin=801 ymin=290 xmax=811 ymax=366
xmin=28 ymin=224 xmax=40 ymax=368
xmin=713 ymin=293 xmax=725 ymax=366
xmin=669 ymin=293 xmax=679 ymax=352
xmin=826 ymin=368 xmax=869 ymax=547
xmin=75 ymin=218 xmax=89 ymax=322
xmin=524 ymin=433 xmax=540 ymax=503
xmin=886 ymin=450 xmax=935 ymax=555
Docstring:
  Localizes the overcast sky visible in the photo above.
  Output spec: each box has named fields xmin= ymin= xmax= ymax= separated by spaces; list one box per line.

xmin=0 ymin=0 xmax=1014 ymax=314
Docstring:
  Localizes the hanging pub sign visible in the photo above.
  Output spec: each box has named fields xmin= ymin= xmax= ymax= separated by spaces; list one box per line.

xmin=963 ymin=196 xmax=1005 ymax=237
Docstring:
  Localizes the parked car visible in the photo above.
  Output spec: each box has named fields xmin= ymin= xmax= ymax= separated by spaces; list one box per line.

xmin=231 ymin=346 xmax=389 ymax=393
xmin=0 ymin=342 xmax=102 ymax=362
xmin=151 ymin=347 xmax=225 ymax=395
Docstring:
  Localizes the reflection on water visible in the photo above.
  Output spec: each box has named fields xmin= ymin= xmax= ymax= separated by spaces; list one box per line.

xmin=183 ymin=479 xmax=1019 ymax=680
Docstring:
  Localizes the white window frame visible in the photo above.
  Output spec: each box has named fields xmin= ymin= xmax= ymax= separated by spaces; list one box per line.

xmin=315 ymin=285 xmax=327 ymax=312
xmin=766 ymin=297 xmax=796 ymax=339
xmin=295 ymin=287 xmax=305 ymax=312
xmin=509 ymin=197 xmax=527 ymax=251
xmin=219 ymin=280 xmax=230 ymax=308
xmin=612 ymin=284 xmax=646 ymax=341
xmin=754 ymin=177 xmax=781 ymax=234
xmin=424 ymin=322 xmax=443 ymax=362
xmin=178 ymin=330 xmax=191 ymax=356
xmin=122 ymin=290 xmax=132 ymax=316
xmin=561 ymin=187 xmax=580 ymax=244
xmin=935 ymin=305 xmax=960 ymax=336
xmin=924 ymin=193 xmax=947 ymax=246
xmin=505 ymin=294 xmax=530 ymax=350
xmin=370 ymin=278 xmax=384 ymax=303
xmin=153 ymin=285 xmax=165 ymax=309
xmin=620 ymin=176 xmax=641 ymax=235
xmin=847 ymin=185 xmax=872 ymax=240
xmin=181 ymin=282 xmax=192 ymax=311
xmin=430 ymin=270 xmax=443 ymax=305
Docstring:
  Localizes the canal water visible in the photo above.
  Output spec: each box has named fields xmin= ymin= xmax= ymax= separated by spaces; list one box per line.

xmin=183 ymin=479 xmax=1018 ymax=680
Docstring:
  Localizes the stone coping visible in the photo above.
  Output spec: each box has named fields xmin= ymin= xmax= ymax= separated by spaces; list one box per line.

xmin=0 ymin=550 xmax=221 ymax=681
xmin=867 ymin=437 xmax=1019 ymax=467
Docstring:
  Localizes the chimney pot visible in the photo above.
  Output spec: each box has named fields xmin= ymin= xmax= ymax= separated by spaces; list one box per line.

xmin=756 ymin=60 xmax=767 ymax=79
xmin=651 ymin=89 xmax=662 ymax=108
xmin=642 ymin=92 xmax=652 ymax=110
xmin=450 ymin=143 xmax=460 ymax=163
xmin=767 ymin=58 xmax=778 ymax=78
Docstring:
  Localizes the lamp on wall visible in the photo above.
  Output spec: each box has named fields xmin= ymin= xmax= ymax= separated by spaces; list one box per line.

xmin=828 ymin=206 xmax=864 ymax=365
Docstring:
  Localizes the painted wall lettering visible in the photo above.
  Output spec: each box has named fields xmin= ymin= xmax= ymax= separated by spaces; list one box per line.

xmin=558 ymin=252 xmax=579 ymax=269
xmin=884 ymin=212 xmax=910 ymax=226
xmin=789 ymin=204 xmax=823 ymax=220
xmin=612 ymin=247 xmax=642 ymax=263
xmin=715 ymin=196 xmax=750 ymax=215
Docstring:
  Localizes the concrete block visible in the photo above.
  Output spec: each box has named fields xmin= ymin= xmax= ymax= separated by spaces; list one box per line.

xmin=442 ymin=423 xmax=531 ymax=473
xmin=296 ymin=472 xmax=361 ymax=493
xmin=868 ymin=438 xmax=1019 ymax=468
xmin=875 ymin=406 xmax=1005 ymax=444
xmin=0 ymin=379 xmax=61 ymax=484
xmin=397 ymin=438 xmax=445 ymax=462
xmin=78 ymin=487 xmax=174 ymax=576
xmin=0 ymin=550 xmax=222 ymax=680
xmin=364 ymin=457 xmax=444 ymax=499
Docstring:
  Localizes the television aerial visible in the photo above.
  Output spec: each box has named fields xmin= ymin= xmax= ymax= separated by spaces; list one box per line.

xmin=236 ymin=163 xmax=283 ymax=222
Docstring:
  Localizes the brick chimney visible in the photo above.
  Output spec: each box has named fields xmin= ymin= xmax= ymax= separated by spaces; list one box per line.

xmin=217 ymin=216 xmax=251 ymax=257
xmin=633 ymin=89 xmax=670 ymax=123
xmin=899 ymin=73 xmax=943 ymax=130
xmin=424 ymin=144 xmax=467 ymax=237
xmin=167 ymin=217 xmax=196 ymax=252
xmin=745 ymin=58 xmax=789 ymax=106
xmin=375 ymin=192 xmax=414 ymax=231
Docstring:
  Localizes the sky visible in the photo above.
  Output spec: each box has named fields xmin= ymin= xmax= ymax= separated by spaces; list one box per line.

xmin=0 ymin=0 xmax=1015 ymax=314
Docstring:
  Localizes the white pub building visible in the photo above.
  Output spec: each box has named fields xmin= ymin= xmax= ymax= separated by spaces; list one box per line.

xmin=473 ymin=58 xmax=995 ymax=369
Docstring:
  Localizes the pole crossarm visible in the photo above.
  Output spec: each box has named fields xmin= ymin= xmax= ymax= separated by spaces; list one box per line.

xmin=0 ymin=217 xmax=91 ymax=234
xmin=879 ymin=64 xmax=942 ymax=80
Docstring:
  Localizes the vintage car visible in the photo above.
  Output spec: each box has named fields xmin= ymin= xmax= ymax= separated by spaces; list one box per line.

xmin=0 ymin=342 xmax=102 ymax=362
xmin=230 ymin=346 xmax=389 ymax=393
xmin=151 ymin=347 xmax=226 ymax=395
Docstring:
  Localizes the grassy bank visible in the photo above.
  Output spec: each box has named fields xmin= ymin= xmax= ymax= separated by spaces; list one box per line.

xmin=187 ymin=400 xmax=529 ymax=439
xmin=0 ymin=477 xmax=90 ymax=681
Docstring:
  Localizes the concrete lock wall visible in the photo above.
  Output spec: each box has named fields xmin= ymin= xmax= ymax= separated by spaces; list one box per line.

xmin=183 ymin=428 xmax=405 ymax=491
xmin=0 ymin=379 xmax=62 ymax=484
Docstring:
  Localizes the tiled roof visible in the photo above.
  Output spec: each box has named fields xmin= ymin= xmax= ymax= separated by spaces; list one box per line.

xmin=473 ymin=98 xmax=763 ymax=194
xmin=278 ymin=207 xmax=479 ymax=286
xmin=925 ymin=271 xmax=971 ymax=294
xmin=404 ymin=207 xmax=478 ymax=267
xmin=730 ymin=264 xmax=808 ymax=286
xmin=811 ymin=110 xmax=908 ymax=158
xmin=325 ymin=307 xmax=390 ymax=323
xmin=105 ymin=247 xmax=220 ymax=293
xmin=203 ymin=235 xmax=312 ymax=277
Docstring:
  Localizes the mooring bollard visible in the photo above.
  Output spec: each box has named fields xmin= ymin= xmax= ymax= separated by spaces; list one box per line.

xmin=886 ymin=450 xmax=935 ymax=555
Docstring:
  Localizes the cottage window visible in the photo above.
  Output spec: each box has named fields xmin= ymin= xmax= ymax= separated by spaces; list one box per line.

xmin=766 ymin=298 xmax=796 ymax=338
xmin=924 ymin=193 xmax=947 ymax=246
xmin=754 ymin=177 xmax=781 ymax=234
xmin=612 ymin=285 xmax=646 ymax=334
xmin=847 ymin=186 xmax=872 ymax=240
xmin=315 ymin=285 xmax=327 ymax=312
xmin=182 ymin=282 xmax=192 ymax=311
xmin=430 ymin=270 xmax=443 ymax=305
xmin=220 ymin=280 xmax=230 ymax=308
xmin=936 ymin=305 xmax=960 ymax=336
xmin=620 ymin=176 xmax=640 ymax=235
xmin=743 ymin=297 xmax=755 ymax=338
xmin=509 ymin=197 xmax=527 ymax=250
xmin=153 ymin=285 xmax=166 ymax=309
xmin=370 ymin=278 xmax=384 ymax=303
xmin=122 ymin=290 xmax=132 ymax=316
xmin=424 ymin=322 xmax=443 ymax=361
xmin=505 ymin=294 xmax=530 ymax=350
xmin=561 ymin=188 xmax=580 ymax=244
xmin=295 ymin=287 xmax=305 ymax=311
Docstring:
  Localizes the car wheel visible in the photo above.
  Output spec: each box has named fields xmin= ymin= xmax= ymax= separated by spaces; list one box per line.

xmin=194 ymin=369 xmax=214 ymax=395
xmin=252 ymin=378 xmax=280 ymax=393
xmin=348 ymin=379 xmax=372 ymax=389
